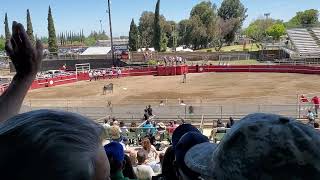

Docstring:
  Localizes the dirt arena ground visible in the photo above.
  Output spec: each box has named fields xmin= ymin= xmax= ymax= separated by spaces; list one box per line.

xmin=25 ymin=72 xmax=320 ymax=107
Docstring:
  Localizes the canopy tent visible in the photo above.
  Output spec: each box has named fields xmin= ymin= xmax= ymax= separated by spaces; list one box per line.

xmin=80 ymin=47 xmax=111 ymax=55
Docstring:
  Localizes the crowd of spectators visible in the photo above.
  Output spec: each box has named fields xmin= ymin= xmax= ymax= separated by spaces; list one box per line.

xmin=89 ymin=68 xmax=122 ymax=81
xmin=2 ymin=21 xmax=320 ymax=180
xmin=162 ymin=56 xmax=186 ymax=66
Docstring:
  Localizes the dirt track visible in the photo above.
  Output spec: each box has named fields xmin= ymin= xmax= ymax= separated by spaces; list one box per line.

xmin=25 ymin=72 xmax=320 ymax=107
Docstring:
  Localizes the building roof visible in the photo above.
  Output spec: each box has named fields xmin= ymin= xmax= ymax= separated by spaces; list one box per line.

xmin=80 ymin=47 xmax=111 ymax=55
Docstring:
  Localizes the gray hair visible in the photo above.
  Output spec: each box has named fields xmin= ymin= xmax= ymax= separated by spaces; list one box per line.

xmin=0 ymin=109 xmax=104 ymax=180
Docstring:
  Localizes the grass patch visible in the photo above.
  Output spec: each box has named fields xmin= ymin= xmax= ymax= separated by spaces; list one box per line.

xmin=197 ymin=44 xmax=261 ymax=52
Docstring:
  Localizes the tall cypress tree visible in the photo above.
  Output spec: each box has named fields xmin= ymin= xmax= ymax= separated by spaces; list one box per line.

xmin=26 ymin=9 xmax=35 ymax=44
xmin=47 ymin=6 xmax=58 ymax=54
xmin=129 ymin=19 xmax=139 ymax=51
xmin=153 ymin=0 xmax=161 ymax=51
xmin=4 ymin=13 xmax=11 ymax=41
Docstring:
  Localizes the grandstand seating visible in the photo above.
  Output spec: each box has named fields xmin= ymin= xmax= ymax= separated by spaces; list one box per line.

xmin=287 ymin=29 xmax=320 ymax=57
xmin=312 ymin=28 xmax=320 ymax=42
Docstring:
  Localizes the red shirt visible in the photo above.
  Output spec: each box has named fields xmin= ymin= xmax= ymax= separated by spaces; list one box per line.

xmin=312 ymin=96 xmax=320 ymax=108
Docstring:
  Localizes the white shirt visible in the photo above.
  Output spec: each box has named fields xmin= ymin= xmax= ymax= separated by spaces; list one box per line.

xmin=307 ymin=112 xmax=315 ymax=120
xmin=133 ymin=164 xmax=154 ymax=180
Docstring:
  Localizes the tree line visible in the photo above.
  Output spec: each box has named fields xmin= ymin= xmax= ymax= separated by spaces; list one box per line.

xmin=2 ymin=7 xmax=110 ymax=52
xmin=129 ymin=0 xmax=320 ymax=52
xmin=245 ymin=9 xmax=319 ymax=45
xmin=129 ymin=0 xmax=247 ymax=51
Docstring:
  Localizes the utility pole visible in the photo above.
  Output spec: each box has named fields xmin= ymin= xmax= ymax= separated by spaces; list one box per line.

xmin=172 ymin=25 xmax=176 ymax=52
xmin=264 ymin=13 xmax=270 ymax=19
xmin=107 ymin=0 xmax=115 ymax=66
xmin=99 ymin=20 xmax=103 ymax=33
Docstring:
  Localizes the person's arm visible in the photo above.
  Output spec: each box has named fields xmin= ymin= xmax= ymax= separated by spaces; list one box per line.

xmin=0 ymin=21 xmax=43 ymax=122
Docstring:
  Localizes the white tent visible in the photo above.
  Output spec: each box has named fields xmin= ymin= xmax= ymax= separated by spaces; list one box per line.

xmin=80 ymin=47 xmax=111 ymax=55
xmin=137 ymin=48 xmax=155 ymax=52
xmin=176 ymin=46 xmax=193 ymax=52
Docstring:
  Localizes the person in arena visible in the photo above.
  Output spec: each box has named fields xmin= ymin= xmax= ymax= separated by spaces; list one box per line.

xmin=0 ymin=22 xmax=111 ymax=180
xmin=147 ymin=105 xmax=153 ymax=116
xmin=105 ymin=142 xmax=136 ymax=180
xmin=183 ymin=113 xmax=320 ymax=179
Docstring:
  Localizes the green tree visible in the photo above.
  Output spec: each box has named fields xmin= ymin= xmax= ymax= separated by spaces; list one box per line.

xmin=163 ymin=21 xmax=178 ymax=48
xmin=160 ymin=32 xmax=168 ymax=52
xmin=190 ymin=1 xmax=217 ymax=48
xmin=190 ymin=1 xmax=217 ymax=28
xmin=40 ymin=36 xmax=48 ymax=44
xmin=188 ymin=15 xmax=208 ymax=50
xmin=245 ymin=18 xmax=283 ymax=42
xmin=267 ymin=23 xmax=286 ymax=40
xmin=177 ymin=19 xmax=190 ymax=46
xmin=286 ymin=9 xmax=319 ymax=28
xmin=211 ymin=18 xmax=238 ymax=51
xmin=0 ymin=37 xmax=5 ymax=51
xmin=84 ymin=36 xmax=96 ymax=46
xmin=4 ymin=13 xmax=11 ymax=41
xmin=153 ymin=0 xmax=161 ymax=51
xmin=47 ymin=6 xmax=58 ymax=54
xmin=139 ymin=12 xmax=155 ymax=48
xmin=218 ymin=0 xmax=247 ymax=44
xmin=26 ymin=9 xmax=35 ymax=45
xmin=129 ymin=19 xmax=139 ymax=51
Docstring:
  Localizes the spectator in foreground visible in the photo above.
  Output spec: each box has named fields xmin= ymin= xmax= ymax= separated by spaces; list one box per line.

xmin=0 ymin=21 xmax=43 ymax=122
xmin=120 ymin=121 xmax=129 ymax=134
xmin=123 ymin=154 xmax=137 ymax=179
xmin=134 ymin=150 xmax=155 ymax=180
xmin=143 ymin=120 xmax=155 ymax=135
xmin=0 ymin=110 xmax=110 ymax=180
xmin=175 ymin=131 xmax=209 ymax=180
xmin=157 ymin=146 xmax=177 ymax=180
xmin=105 ymin=142 xmax=136 ymax=180
xmin=0 ymin=22 xmax=111 ymax=180
xmin=129 ymin=122 xmax=137 ymax=132
xmin=171 ymin=123 xmax=200 ymax=150
xmin=140 ymin=137 xmax=160 ymax=173
xmin=184 ymin=113 xmax=320 ymax=179
xmin=307 ymin=110 xmax=315 ymax=126
xmin=103 ymin=118 xmax=111 ymax=129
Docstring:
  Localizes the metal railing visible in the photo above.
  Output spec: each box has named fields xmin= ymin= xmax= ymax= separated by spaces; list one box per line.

xmin=20 ymin=102 xmax=313 ymax=122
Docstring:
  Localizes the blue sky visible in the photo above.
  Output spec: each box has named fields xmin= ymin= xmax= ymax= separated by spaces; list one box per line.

xmin=0 ymin=0 xmax=319 ymax=37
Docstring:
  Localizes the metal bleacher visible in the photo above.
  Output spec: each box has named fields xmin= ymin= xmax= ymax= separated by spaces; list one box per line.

xmin=287 ymin=29 xmax=320 ymax=57
xmin=312 ymin=28 xmax=320 ymax=42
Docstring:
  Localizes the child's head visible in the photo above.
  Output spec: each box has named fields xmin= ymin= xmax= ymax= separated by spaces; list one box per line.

xmin=137 ymin=150 xmax=147 ymax=164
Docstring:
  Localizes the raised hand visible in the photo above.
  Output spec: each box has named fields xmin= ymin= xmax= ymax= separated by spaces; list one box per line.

xmin=5 ymin=21 xmax=43 ymax=77
xmin=0 ymin=21 xmax=43 ymax=122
